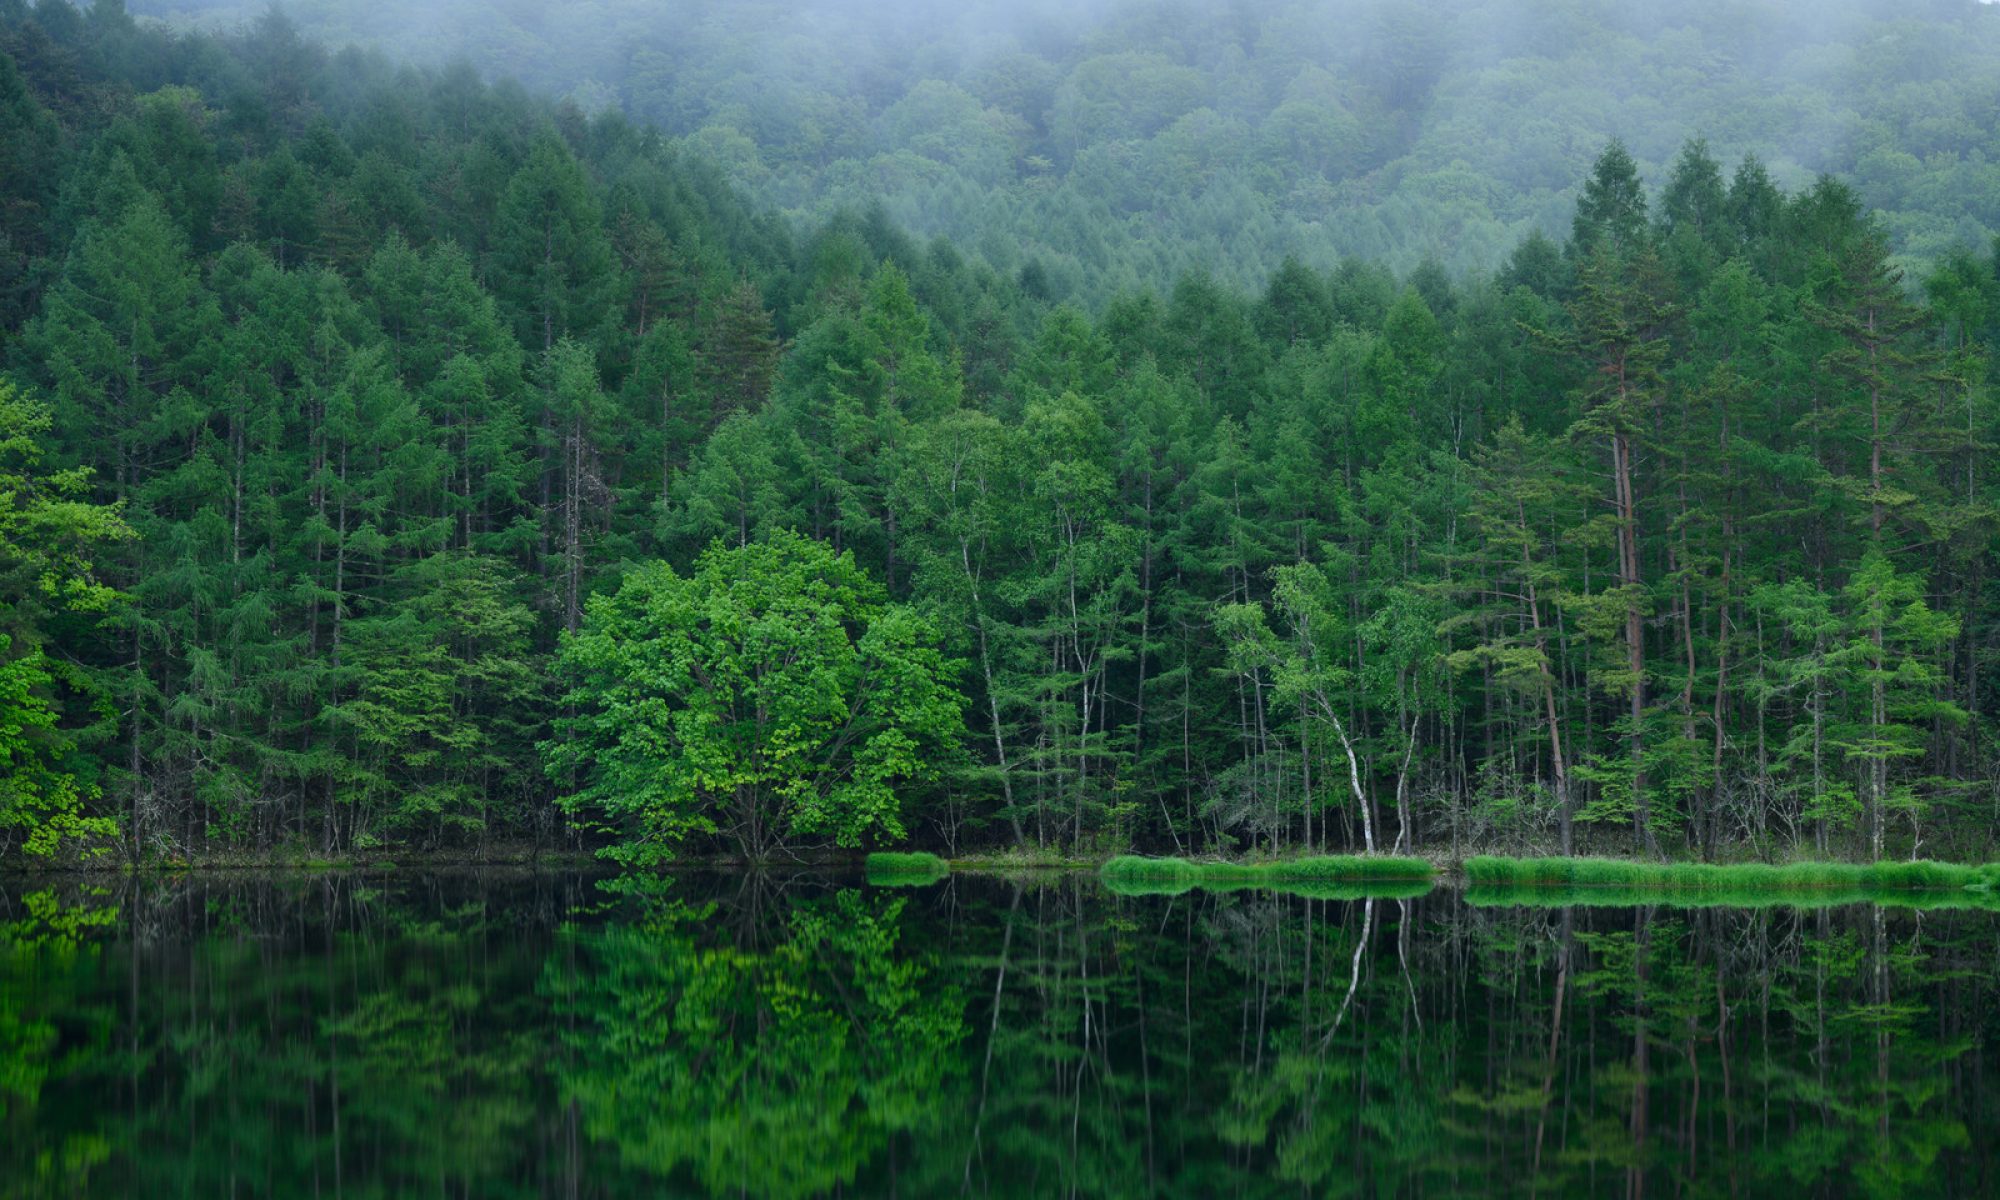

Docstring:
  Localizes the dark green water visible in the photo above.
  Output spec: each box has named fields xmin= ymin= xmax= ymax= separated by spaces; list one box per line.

xmin=1 ymin=871 xmax=1994 ymax=1198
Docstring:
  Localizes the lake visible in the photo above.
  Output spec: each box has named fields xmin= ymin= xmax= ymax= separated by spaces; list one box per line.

xmin=2 ymin=870 xmax=1994 ymax=1197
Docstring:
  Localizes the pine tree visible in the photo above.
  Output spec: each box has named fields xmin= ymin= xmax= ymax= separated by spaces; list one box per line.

xmin=0 ymin=50 xmax=59 ymax=325
xmin=1657 ymin=138 xmax=1728 ymax=291
xmin=1452 ymin=419 xmax=1586 ymax=854
xmin=1561 ymin=241 xmax=1676 ymax=856
xmin=539 ymin=339 xmax=612 ymax=632
xmin=29 ymin=192 xmax=216 ymax=851
xmin=699 ymin=278 xmax=780 ymax=422
xmin=1569 ymin=139 xmax=1648 ymax=261
xmin=1808 ymin=227 xmax=1949 ymax=855
xmin=493 ymin=135 xmax=615 ymax=353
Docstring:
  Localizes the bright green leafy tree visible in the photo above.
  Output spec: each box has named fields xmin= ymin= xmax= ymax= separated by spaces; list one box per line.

xmin=546 ymin=530 xmax=966 ymax=862
xmin=0 ymin=382 xmax=129 ymax=862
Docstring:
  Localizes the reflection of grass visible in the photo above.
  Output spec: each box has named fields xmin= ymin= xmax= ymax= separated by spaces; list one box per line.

xmin=1464 ymin=856 xmax=2000 ymax=909
xmin=1213 ymin=877 xmax=1433 ymax=901
xmin=1100 ymin=856 xmax=1199 ymax=895
xmin=1100 ymin=855 xmax=1435 ymax=898
xmin=865 ymin=851 xmax=949 ymax=886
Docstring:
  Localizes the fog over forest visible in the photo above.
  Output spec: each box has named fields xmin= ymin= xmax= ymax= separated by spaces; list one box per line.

xmin=130 ymin=0 xmax=2000 ymax=300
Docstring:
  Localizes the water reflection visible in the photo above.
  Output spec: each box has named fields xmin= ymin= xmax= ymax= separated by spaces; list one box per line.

xmin=0 ymin=872 xmax=1993 ymax=1197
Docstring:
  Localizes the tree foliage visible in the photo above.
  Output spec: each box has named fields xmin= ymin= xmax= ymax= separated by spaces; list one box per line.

xmin=548 ymin=532 xmax=965 ymax=862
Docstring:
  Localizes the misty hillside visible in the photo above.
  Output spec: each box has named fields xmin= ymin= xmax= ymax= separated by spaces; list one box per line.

xmin=130 ymin=0 xmax=2000 ymax=302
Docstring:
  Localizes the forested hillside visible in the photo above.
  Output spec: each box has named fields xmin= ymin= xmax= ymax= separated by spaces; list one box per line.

xmin=130 ymin=0 xmax=2000 ymax=302
xmin=2 ymin=1 xmax=1998 ymax=867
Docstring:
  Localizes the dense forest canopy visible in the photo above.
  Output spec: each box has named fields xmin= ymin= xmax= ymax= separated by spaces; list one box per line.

xmin=128 ymin=0 xmax=2000 ymax=302
xmin=2 ymin=0 xmax=1999 ymax=868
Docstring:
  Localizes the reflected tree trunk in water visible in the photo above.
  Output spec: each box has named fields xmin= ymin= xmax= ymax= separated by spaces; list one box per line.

xmin=1629 ymin=907 xmax=1650 ymax=1200
xmin=964 ymin=884 xmax=1020 ymax=1190
xmin=1533 ymin=907 xmax=1571 ymax=1186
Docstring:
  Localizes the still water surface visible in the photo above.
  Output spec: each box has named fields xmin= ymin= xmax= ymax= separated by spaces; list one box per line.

xmin=1 ymin=870 xmax=1994 ymax=1197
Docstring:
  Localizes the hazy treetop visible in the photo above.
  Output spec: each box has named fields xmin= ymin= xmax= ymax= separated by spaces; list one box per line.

xmin=109 ymin=0 xmax=2000 ymax=294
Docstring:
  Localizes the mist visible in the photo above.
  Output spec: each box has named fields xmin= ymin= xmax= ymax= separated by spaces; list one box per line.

xmin=120 ymin=0 xmax=2000 ymax=299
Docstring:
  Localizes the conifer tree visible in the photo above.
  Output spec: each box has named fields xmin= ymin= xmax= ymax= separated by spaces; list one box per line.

xmin=494 ymin=135 xmax=615 ymax=353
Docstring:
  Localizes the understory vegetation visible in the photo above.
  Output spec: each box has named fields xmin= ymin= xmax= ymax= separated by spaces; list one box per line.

xmin=4 ymin=3 xmax=2000 ymax=869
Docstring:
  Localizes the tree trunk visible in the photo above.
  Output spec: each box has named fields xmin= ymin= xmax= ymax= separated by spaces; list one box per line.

xmin=1320 ymin=697 xmax=1374 ymax=854
xmin=1613 ymin=428 xmax=1660 ymax=858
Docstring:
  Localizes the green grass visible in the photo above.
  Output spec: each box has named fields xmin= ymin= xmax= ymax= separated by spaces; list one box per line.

xmin=1463 ymin=856 xmax=2000 ymax=909
xmin=1100 ymin=855 xmax=1435 ymax=898
xmin=946 ymin=846 xmax=1101 ymax=870
xmin=864 ymin=851 xmax=949 ymax=886
xmin=1465 ymin=883 xmax=2000 ymax=911
xmin=1100 ymin=855 xmax=1201 ymax=880
xmin=1099 ymin=855 xmax=1201 ymax=895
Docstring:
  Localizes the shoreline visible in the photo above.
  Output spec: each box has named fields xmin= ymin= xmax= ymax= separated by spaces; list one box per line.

xmin=8 ymin=848 xmax=1998 ymax=895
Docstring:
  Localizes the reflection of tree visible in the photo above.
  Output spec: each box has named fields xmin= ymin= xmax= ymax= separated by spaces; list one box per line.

xmin=0 ymin=886 xmax=120 ymax=1197
xmin=966 ymin=880 xmax=1165 ymax=1197
xmin=943 ymin=884 xmax=1998 ymax=1199
xmin=1209 ymin=896 xmax=1454 ymax=1197
xmin=1441 ymin=905 xmax=1986 ymax=1198
xmin=118 ymin=914 xmax=552 ymax=1195
xmin=550 ymin=888 xmax=964 ymax=1199
xmin=0 ymin=885 xmax=119 ymax=953
xmin=0 ymin=876 xmax=1994 ymax=1197
xmin=0 ymin=875 xmax=575 ymax=1197
xmin=1748 ymin=907 xmax=1973 ymax=1198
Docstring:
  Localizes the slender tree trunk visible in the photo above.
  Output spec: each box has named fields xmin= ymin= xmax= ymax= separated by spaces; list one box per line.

xmin=333 ymin=446 xmax=348 ymax=669
xmin=1524 ymin=543 xmax=1572 ymax=856
xmin=1319 ymin=697 xmax=1374 ymax=854
xmin=969 ymin=581 xmax=1025 ymax=844
xmin=1867 ymin=317 xmax=1887 ymax=860
xmin=1812 ymin=639 xmax=1828 ymax=857
xmin=565 ymin=415 xmax=584 ymax=632
xmin=1613 ymin=427 xmax=1659 ymax=858
xmin=1392 ymin=717 xmax=1415 ymax=855
xmin=1628 ymin=909 xmax=1652 ymax=1200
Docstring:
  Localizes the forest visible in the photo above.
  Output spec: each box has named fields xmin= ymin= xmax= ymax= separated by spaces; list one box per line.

xmin=131 ymin=0 xmax=2000 ymax=300
xmin=3 ymin=0 xmax=2000 ymax=868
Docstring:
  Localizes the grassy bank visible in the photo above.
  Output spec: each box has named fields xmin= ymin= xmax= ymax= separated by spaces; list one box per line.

xmin=1099 ymin=855 xmax=1435 ymax=898
xmin=865 ymin=851 xmax=950 ymax=886
xmin=1464 ymin=855 xmax=2000 ymax=908
xmin=943 ymin=847 xmax=1102 ymax=871
xmin=1466 ymin=882 xmax=2000 ymax=911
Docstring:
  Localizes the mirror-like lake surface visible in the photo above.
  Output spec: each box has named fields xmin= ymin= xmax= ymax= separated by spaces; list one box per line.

xmin=1 ymin=871 xmax=1994 ymax=1198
